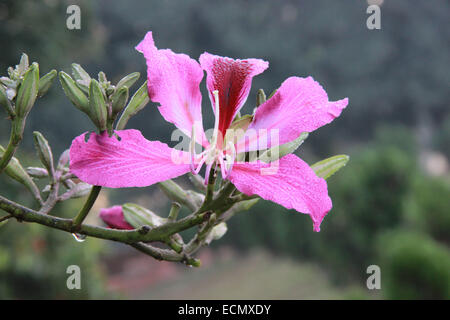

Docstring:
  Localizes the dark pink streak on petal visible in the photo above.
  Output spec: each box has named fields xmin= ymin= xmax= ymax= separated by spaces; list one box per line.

xmin=69 ymin=129 xmax=190 ymax=188
xmin=99 ymin=205 xmax=133 ymax=230
xmin=228 ymin=154 xmax=332 ymax=232
xmin=136 ymin=32 xmax=207 ymax=146
xmin=199 ymin=52 xmax=268 ymax=136
xmin=237 ymin=76 xmax=348 ymax=152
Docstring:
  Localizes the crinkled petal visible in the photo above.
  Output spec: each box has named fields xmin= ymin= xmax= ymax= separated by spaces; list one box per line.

xmin=228 ymin=154 xmax=332 ymax=232
xmin=199 ymin=52 xmax=268 ymax=135
xmin=136 ymin=32 xmax=207 ymax=146
xmin=99 ymin=205 xmax=133 ymax=230
xmin=236 ymin=76 xmax=348 ymax=152
xmin=70 ymin=129 xmax=191 ymax=188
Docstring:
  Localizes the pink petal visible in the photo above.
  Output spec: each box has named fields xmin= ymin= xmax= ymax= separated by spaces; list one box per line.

xmin=237 ymin=76 xmax=348 ymax=152
xmin=199 ymin=52 xmax=268 ymax=135
xmin=228 ymin=154 xmax=332 ymax=232
xmin=99 ymin=205 xmax=133 ymax=230
xmin=70 ymin=129 xmax=191 ymax=188
xmin=136 ymin=32 xmax=207 ymax=146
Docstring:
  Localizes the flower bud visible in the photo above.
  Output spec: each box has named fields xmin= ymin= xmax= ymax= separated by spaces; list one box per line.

xmin=17 ymin=53 xmax=29 ymax=76
xmin=37 ymin=69 xmax=57 ymax=98
xmin=99 ymin=205 xmax=133 ymax=230
xmin=116 ymin=81 xmax=149 ymax=130
xmin=1 ymin=145 xmax=41 ymax=202
xmin=59 ymin=71 xmax=90 ymax=114
xmin=26 ymin=166 xmax=49 ymax=178
xmin=71 ymin=63 xmax=91 ymax=83
xmin=59 ymin=182 xmax=92 ymax=201
xmin=88 ymin=79 xmax=108 ymax=131
xmin=116 ymin=72 xmax=140 ymax=89
xmin=256 ymin=88 xmax=266 ymax=107
xmin=111 ymin=86 xmax=129 ymax=118
xmin=122 ymin=203 xmax=167 ymax=229
xmin=57 ymin=149 xmax=70 ymax=169
xmin=0 ymin=84 xmax=14 ymax=116
xmin=15 ymin=62 xmax=39 ymax=118
xmin=205 ymin=222 xmax=228 ymax=245
xmin=32 ymin=131 xmax=54 ymax=177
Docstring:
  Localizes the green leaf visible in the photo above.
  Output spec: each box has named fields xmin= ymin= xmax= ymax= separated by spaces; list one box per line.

xmin=311 ymin=154 xmax=349 ymax=179
xmin=259 ymin=132 xmax=309 ymax=163
xmin=122 ymin=203 xmax=167 ymax=229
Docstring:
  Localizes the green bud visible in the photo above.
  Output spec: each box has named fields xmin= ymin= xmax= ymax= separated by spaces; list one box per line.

xmin=98 ymin=71 xmax=107 ymax=84
xmin=59 ymin=183 xmax=92 ymax=201
xmin=311 ymin=155 xmax=349 ymax=180
xmin=259 ymin=132 xmax=309 ymax=163
xmin=37 ymin=69 xmax=57 ymax=98
xmin=71 ymin=63 xmax=91 ymax=82
xmin=0 ymin=84 xmax=14 ymax=116
xmin=17 ymin=53 xmax=29 ymax=76
xmin=116 ymin=72 xmax=140 ymax=89
xmin=59 ymin=71 xmax=90 ymax=114
xmin=15 ymin=62 xmax=39 ymax=118
xmin=88 ymin=79 xmax=108 ymax=131
xmin=111 ymin=86 xmax=129 ymax=118
xmin=32 ymin=131 xmax=54 ymax=178
xmin=116 ymin=81 xmax=149 ymax=130
xmin=26 ymin=167 xmax=49 ymax=178
xmin=122 ymin=203 xmax=167 ymax=228
xmin=205 ymin=222 xmax=228 ymax=245
xmin=0 ymin=145 xmax=41 ymax=202
xmin=256 ymin=88 xmax=266 ymax=107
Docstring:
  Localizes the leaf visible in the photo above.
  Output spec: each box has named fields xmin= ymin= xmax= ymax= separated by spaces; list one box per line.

xmin=311 ymin=154 xmax=349 ymax=180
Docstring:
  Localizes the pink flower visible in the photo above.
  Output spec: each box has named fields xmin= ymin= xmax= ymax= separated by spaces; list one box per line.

xmin=99 ymin=205 xmax=133 ymax=230
xmin=69 ymin=31 xmax=348 ymax=232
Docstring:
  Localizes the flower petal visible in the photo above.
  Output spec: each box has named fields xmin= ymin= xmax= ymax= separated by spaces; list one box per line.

xmin=228 ymin=154 xmax=332 ymax=232
xmin=237 ymin=76 xmax=348 ymax=152
xmin=69 ymin=129 xmax=191 ymax=188
xmin=99 ymin=205 xmax=133 ymax=230
xmin=199 ymin=52 xmax=268 ymax=135
xmin=136 ymin=32 xmax=207 ymax=146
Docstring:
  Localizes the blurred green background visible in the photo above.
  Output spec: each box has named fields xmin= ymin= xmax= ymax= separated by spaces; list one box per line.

xmin=0 ymin=0 xmax=449 ymax=299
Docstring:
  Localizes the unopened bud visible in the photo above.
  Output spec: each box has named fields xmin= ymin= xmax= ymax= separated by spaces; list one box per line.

xmin=59 ymin=71 xmax=89 ymax=114
xmin=1 ymin=145 xmax=41 ymax=202
xmin=32 ymin=131 xmax=54 ymax=177
xmin=17 ymin=53 xmax=29 ymax=76
xmin=88 ymin=79 xmax=108 ymax=131
xmin=99 ymin=205 xmax=133 ymax=230
xmin=116 ymin=72 xmax=140 ymax=89
xmin=122 ymin=203 xmax=168 ymax=228
xmin=205 ymin=222 xmax=228 ymax=245
xmin=0 ymin=84 xmax=14 ymax=116
xmin=71 ymin=63 xmax=91 ymax=83
xmin=15 ymin=62 xmax=39 ymax=118
xmin=256 ymin=88 xmax=266 ymax=107
xmin=37 ymin=69 xmax=57 ymax=97
xmin=111 ymin=86 xmax=129 ymax=118
xmin=57 ymin=149 xmax=70 ymax=169
xmin=26 ymin=166 xmax=49 ymax=178
xmin=116 ymin=81 xmax=149 ymax=130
